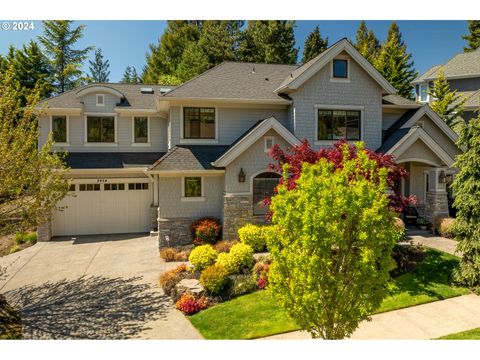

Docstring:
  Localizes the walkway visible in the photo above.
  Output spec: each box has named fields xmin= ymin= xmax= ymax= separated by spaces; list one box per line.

xmin=263 ymin=294 xmax=480 ymax=340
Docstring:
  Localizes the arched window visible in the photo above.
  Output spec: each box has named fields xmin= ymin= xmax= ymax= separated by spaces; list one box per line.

xmin=252 ymin=172 xmax=281 ymax=215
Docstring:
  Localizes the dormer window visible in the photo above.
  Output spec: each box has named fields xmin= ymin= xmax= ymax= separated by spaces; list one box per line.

xmin=333 ymin=59 xmax=348 ymax=78
xmin=418 ymin=84 xmax=429 ymax=103
xmin=96 ymin=94 xmax=105 ymax=106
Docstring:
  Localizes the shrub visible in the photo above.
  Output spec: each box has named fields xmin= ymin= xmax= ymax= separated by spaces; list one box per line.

xmin=175 ymin=293 xmax=208 ymax=315
xmin=174 ymin=249 xmax=191 ymax=262
xmin=218 ymin=243 xmax=255 ymax=275
xmin=238 ymin=224 xmax=273 ymax=252
xmin=14 ymin=231 xmax=37 ymax=245
xmin=159 ymin=264 xmax=188 ymax=296
xmin=213 ymin=240 xmax=237 ymax=253
xmin=253 ymin=260 xmax=271 ymax=290
xmin=228 ymin=274 xmax=258 ymax=298
xmin=160 ymin=247 xmax=192 ymax=262
xmin=200 ymin=264 xmax=230 ymax=295
xmin=8 ymin=245 xmax=20 ymax=254
xmin=190 ymin=217 xmax=222 ymax=245
xmin=188 ymin=245 xmax=218 ymax=271
xmin=393 ymin=217 xmax=406 ymax=242
xmin=390 ymin=244 xmax=427 ymax=277
xmin=434 ymin=217 xmax=456 ymax=238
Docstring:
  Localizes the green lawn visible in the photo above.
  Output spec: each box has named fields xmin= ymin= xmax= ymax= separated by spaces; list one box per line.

xmin=436 ymin=328 xmax=480 ymax=340
xmin=189 ymin=249 xmax=470 ymax=339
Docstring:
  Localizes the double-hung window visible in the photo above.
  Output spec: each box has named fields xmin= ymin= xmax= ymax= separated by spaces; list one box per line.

xmin=86 ymin=116 xmax=115 ymax=143
xmin=133 ymin=116 xmax=149 ymax=144
xmin=51 ymin=115 xmax=68 ymax=143
xmin=317 ymin=109 xmax=361 ymax=141
xmin=183 ymin=107 xmax=215 ymax=139
xmin=419 ymin=84 xmax=429 ymax=102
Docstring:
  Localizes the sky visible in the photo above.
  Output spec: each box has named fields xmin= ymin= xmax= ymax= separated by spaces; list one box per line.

xmin=0 ymin=20 xmax=469 ymax=82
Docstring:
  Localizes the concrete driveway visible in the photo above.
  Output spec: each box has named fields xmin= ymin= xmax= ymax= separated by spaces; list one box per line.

xmin=0 ymin=234 xmax=202 ymax=339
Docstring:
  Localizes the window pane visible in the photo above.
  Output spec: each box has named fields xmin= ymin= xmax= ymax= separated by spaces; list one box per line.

xmin=79 ymin=184 xmax=86 ymax=191
xmin=184 ymin=177 xmax=202 ymax=197
xmin=253 ymin=174 xmax=281 ymax=215
xmin=104 ymin=184 xmax=111 ymax=191
xmin=333 ymin=59 xmax=348 ymax=78
xmin=52 ymin=116 xmax=67 ymax=143
xmin=420 ymin=85 xmax=428 ymax=102
xmin=69 ymin=184 xmax=75 ymax=191
xmin=184 ymin=107 xmax=215 ymax=139
xmin=93 ymin=184 xmax=100 ymax=191
xmin=118 ymin=184 xmax=125 ymax=190
xmin=87 ymin=184 xmax=93 ymax=191
xmin=346 ymin=111 xmax=360 ymax=140
xmin=332 ymin=111 xmax=346 ymax=140
xmin=87 ymin=116 xmax=114 ymax=143
xmin=134 ymin=117 xmax=148 ymax=143
xmin=128 ymin=183 xmax=135 ymax=190
xmin=317 ymin=110 xmax=333 ymax=140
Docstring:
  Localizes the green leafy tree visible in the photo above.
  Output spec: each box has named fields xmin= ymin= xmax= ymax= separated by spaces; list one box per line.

xmin=355 ymin=21 xmax=380 ymax=63
xmin=176 ymin=42 xmax=210 ymax=82
xmin=197 ymin=21 xmax=244 ymax=66
xmin=451 ymin=114 xmax=480 ymax=293
xmin=157 ymin=74 xmax=182 ymax=85
xmin=266 ymin=142 xmax=399 ymax=339
xmin=301 ymin=26 xmax=328 ymax=64
xmin=238 ymin=21 xmax=298 ymax=64
xmin=429 ymin=69 xmax=467 ymax=130
xmin=38 ymin=20 xmax=93 ymax=93
xmin=10 ymin=41 xmax=53 ymax=103
xmin=374 ymin=22 xmax=417 ymax=99
xmin=463 ymin=20 xmax=480 ymax=52
xmin=0 ymin=66 xmax=69 ymax=235
xmin=88 ymin=48 xmax=110 ymax=83
xmin=121 ymin=66 xmax=141 ymax=84
xmin=142 ymin=20 xmax=201 ymax=84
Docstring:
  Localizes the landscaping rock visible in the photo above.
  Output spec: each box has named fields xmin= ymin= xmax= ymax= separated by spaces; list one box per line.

xmin=174 ymin=279 xmax=205 ymax=299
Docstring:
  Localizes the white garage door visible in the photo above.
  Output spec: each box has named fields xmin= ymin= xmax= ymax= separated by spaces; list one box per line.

xmin=53 ymin=179 xmax=152 ymax=236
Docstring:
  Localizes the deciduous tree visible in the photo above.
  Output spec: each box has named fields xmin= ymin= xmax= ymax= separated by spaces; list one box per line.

xmin=0 ymin=67 xmax=69 ymax=235
xmin=267 ymin=142 xmax=400 ymax=339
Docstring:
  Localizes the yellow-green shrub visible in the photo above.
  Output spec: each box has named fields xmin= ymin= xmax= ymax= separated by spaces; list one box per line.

xmin=188 ymin=244 xmax=218 ymax=271
xmin=216 ymin=252 xmax=237 ymax=274
xmin=238 ymin=224 xmax=273 ymax=252
xmin=215 ymin=243 xmax=254 ymax=274
xmin=434 ymin=217 xmax=456 ymax=238
xmin=200 ymin=264 xmax=230 ymax=295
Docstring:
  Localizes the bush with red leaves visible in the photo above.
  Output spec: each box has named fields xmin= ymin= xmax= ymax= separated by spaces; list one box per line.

xmin=175 ymin=293 xmax=208 ymax=315
xmin=189 ymin=217 xmax=222 ymax=245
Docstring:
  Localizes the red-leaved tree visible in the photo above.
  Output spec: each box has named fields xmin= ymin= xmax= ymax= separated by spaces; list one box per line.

xmin=267 ymin=139 xmax=416 ymax=213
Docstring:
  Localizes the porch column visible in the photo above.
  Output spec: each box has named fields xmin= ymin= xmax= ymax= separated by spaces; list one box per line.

xmin=425 ymin=167 xmax=449 ymax=222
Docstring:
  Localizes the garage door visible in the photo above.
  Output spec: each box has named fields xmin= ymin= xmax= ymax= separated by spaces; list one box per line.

xmin=52 ymin=179 xmax=152 ymax=236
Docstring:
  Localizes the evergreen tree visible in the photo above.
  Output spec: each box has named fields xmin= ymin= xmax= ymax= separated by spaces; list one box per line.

xmin=451 ymin=114 xmax=480 ymax=293
xmin=88 ymin=48 xmax=110 ymax=83
xmin=197 ymin=21 xmax=244 ymax=65
xmin=430 ymin=69 xmax=466 ymax=130
xmin=38 ymin=20 xmax=93 ymax=93
xmin=301 ymin=26 xmax=328 ymax=64
xmin=355 ymin=21 xmax=380 ymax=63
xmin=462 ymin=20 xmax=480 ymax=52
xmin=238 ymin=21 xmax=298 ymax=64
xmin=121 ymin=66 xmax=141 ymax=84
xmin=142 ymin=20 xmax=201 ymax=84
xmin=176 ymin=42 xmax=210 ymax=82
xmin=374 ymin=22 xmax=417 ymax=99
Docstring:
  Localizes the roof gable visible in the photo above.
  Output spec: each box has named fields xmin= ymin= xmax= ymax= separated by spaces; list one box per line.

xmin=275 ymin=38 xmax=396 ymax=95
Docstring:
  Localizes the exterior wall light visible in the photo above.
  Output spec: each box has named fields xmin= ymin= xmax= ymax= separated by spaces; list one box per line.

xmin=238 ymin=168 xmax=246 ymax=183
xmin=438 ymin=170 xmax=446 ymax=184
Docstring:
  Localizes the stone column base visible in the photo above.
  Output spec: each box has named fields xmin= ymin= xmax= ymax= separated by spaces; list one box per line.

xmin=158 ymin=218 xmax=194 ymax=248
xmin=37 ymin=221 xmax=52 ymax=242
xmin=425 ymin=191 xmax=449 ymax=222
xmin=223 ymin=194 xmax=268 ymax=240
xmin=150 ymin=206 xmax=158 ymax=231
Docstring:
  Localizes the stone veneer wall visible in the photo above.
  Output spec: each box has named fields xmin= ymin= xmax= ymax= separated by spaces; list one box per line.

xmin=37 ymin=221 xmax=52 ymax=242
xmin=158 ymin=217 xmax=194 ymax=247
xmin=150 ymin=206 xmax=158 ymax=231
xmin=223 ymin=194 xmax=268 ymax=240
xmin=425 ymin=191 xmax=449 ymax=222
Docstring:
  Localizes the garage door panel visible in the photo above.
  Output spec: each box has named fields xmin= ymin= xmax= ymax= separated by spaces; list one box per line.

xmin=52 ymin=180 xmax=151 ymax=236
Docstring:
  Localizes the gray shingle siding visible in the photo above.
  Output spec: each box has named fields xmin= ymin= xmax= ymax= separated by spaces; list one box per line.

xmin=158 ymin=175 xmax=224 ymax=218
xmin=288 ymin=56 xmax=383 ymax=150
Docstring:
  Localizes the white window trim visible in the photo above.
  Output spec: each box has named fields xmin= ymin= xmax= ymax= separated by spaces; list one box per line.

xmin=314 ymin=104 xmax=364 ymax=146
xmin=179 ymin=106 xmax=219 ymax=144
xmin=418 ymin=84 xmax=429 ymax=103
xmin=264 ymin=136 xmax=275 ymax=153
xmin=50 ymin=115 xmax=70 ymax=146
xmin=330 ymin=56 xmax=350 ymax=83
xmin=131 ymin=116 xmax=151 ymax=147
xmin=83 ymin=114 xmax=118 ymax=146
xmin=96 ymin=94 xmax=105 ymax=107
xmin=181 ymin=176 xmax=205 ymax=202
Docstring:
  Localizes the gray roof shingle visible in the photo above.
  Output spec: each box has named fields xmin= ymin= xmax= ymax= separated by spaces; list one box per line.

xmin=382 ymin=94 xmax=420 ymax=107
xmin=162 ymin=62 xmax=297 ymax=102
xmin=39 ymin=83 xmax=176 ymax=109
xmin=64 ymin=152 xmax=165 ymax=169
xmin=149 ymin=146 xmax=229 ymax=171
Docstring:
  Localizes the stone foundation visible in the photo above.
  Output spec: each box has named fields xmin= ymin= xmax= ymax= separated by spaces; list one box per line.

xmin=425 ymin=191 xmax=449 ymax=222
xmin=37 ymin=221 xmax=52 ymax=242
xmin=223 ymin=194 xmax=268 ymax=240
xmin=150 ymin=206 xmax=158 ymax=231
xmin=158 ymin=217 xmax=194 ymax=247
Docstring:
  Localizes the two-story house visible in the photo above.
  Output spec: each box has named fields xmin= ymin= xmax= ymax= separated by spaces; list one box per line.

xmin=413 ymin=48 xmax=480 ymax=123
xmin=37 ymin=39 xmax=462 ymax=244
